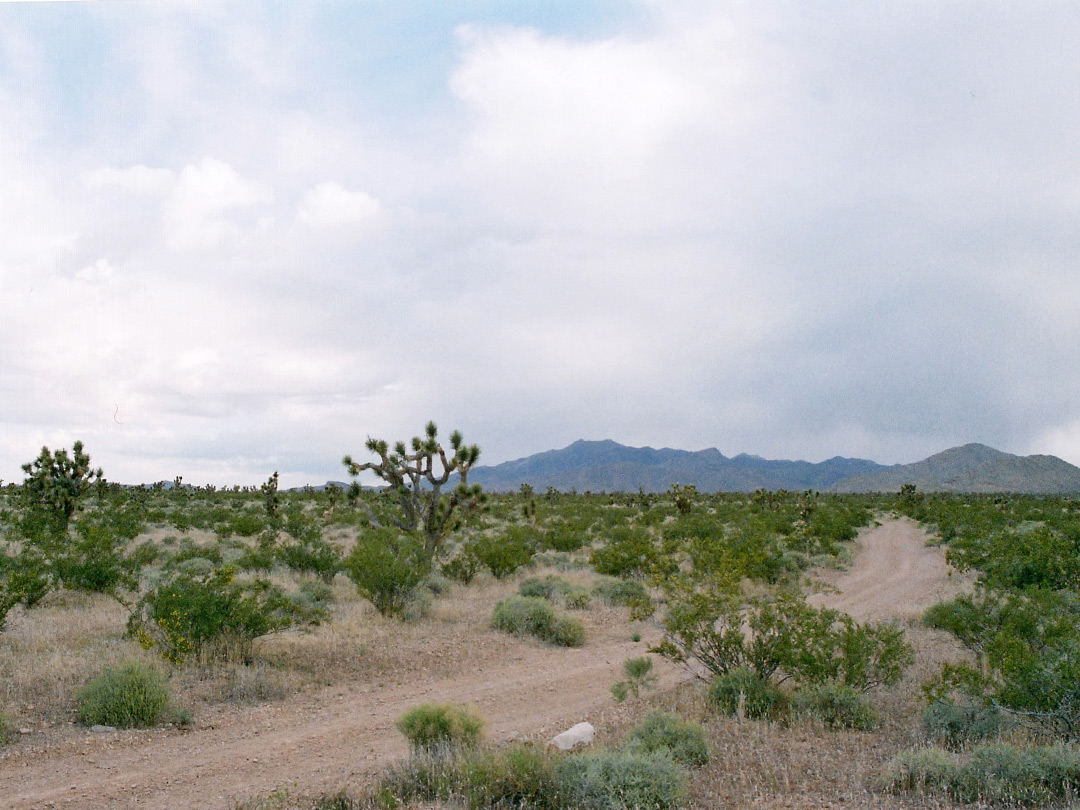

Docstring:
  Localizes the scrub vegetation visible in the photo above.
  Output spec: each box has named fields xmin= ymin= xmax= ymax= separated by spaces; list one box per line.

xmin=1 ymin=437 xmax=1079 ymax=807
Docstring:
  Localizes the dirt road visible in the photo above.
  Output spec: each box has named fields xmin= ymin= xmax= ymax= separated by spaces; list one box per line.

xmin=0 ymin=517 xmax=964 ymax=809
xmin=810 ymin=516 xmax=972 ymax=622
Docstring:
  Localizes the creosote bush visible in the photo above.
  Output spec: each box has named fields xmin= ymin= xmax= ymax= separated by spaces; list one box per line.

xmin=128 ymin=565 xmax=322 ymax=664
xmin=76 ymin=662 xmax=170 ymax=728
xmin=395 ymin=702 xmax=484 ymax=754
xmin=491 ymin=595 xmax=585 ymax=647
xmin=344 ymin=529 xmax=430 ymax=618
xmin=467 ymin=527 xmax=536 ymax=579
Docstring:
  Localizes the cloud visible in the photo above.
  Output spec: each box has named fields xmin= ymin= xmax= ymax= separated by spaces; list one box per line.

xmin=85 ymin=164 xmax=175 ymax=195
xmin=3 ymin=1 xmax=1080 ymax=488
xmin=296 ymin=182 xmax=382 ymax=229
xmin=162 ymin=158 xmax=273 ymax=251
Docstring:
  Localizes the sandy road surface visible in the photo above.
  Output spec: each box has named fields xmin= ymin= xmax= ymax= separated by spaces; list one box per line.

xmin=1 ymin=517 xmax=964 ymax=810
xmin=810 ymin=516 xmax=972 ymax=622
xmin=1 ymin=627 xmax=663 ymax=810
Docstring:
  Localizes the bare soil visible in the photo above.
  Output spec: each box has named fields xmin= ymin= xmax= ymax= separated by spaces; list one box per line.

xmin=810 ymin=516 xmax=973 ymax=622
xmin=0 ymin=517 xmax=968 ymax=810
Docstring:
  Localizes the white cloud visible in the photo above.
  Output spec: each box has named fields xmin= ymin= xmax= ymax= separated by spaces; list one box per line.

xmin=296 ymin=181 xmax=381 ymax=229
xmin=161 ymin=158 xmax=273 ymax=251
xmin=85 ymin=164 xmax=175 ymax=195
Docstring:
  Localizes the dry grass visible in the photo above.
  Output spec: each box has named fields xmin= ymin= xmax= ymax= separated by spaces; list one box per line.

xmin=0 ymin=590 xmax=157 ymax=727
xmin=0 ymin=545 xmax=613 ymax=737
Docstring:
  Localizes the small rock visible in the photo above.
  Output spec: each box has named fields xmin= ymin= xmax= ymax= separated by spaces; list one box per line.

xmin=18 ymin=728 xmax=31 ymax=735
xmin=90 ymin=725 xmax=116 ymax=734
xmin=549 ymin=722 xmax=594 ymax=751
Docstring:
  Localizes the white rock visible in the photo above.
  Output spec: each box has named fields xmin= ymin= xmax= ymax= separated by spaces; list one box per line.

xmin=549 ymin=721 xmax=594 ymax=751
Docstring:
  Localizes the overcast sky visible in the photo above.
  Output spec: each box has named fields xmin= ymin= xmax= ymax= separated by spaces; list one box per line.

xmin=1 ymin=1 xmax=1079 ymax=487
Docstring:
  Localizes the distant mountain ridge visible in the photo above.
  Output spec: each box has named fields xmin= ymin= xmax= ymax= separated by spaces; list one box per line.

xmin=468 ymin=440 xmax=1080 ymax=494
xmin=828 ymin=443 xmax=1080 ymax=494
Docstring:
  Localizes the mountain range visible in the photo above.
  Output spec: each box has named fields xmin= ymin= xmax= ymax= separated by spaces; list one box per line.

xmin=467 ymin=440 xmax=1080 ymax=494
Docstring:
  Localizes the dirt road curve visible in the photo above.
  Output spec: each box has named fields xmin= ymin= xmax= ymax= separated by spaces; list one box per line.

xmin=0 ymin=518 xmax=963 ymax=809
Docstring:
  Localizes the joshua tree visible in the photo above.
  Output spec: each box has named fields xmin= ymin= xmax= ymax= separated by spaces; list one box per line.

xmin=343 ymin=421 xmax=483 ymax=558
xmin=19 ymin=441 xmax=102 ymax=540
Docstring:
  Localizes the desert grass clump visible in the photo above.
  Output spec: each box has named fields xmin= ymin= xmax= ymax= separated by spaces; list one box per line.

xmin=519 ymin=576 xmax=565 ymax=601
xmin=395 ymin=702 xmax=484 ymax=754
xmin=556 ymin=749 xmax=686 ymax=810
xmin=883 ymin=743 xmax=1080 ymax=807
xmin=623 ymin=710 xmax=710 ymax=768
xmin=708 ymin=667 xmax=788 ymax=721
xmin=0 ymin=711 xmax=11 ymax=745
xmin=491 ymin=596 xmax=585 ymax=647
xmin=920 ymin=700 xmax=1010 ymax=749
xmin=374 ymin=742 xmax=562 ymax=810
xmin=519 ymin=576 xmax=592 ymax=609
xmin=591 ymin=577 xmax=651 ymax=609
xmin=792 ymin=682 xmax=878 ymax=731
xmin=76 ymin=661 xmax=170 ymax=728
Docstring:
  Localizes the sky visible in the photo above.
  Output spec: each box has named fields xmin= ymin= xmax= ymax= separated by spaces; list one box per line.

xmin=1 ymin=1 xmax=1079 ymax=487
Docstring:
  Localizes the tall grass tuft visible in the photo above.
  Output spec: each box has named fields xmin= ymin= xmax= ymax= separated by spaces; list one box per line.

xmin=76 ymin=661 xmax=170 ymax=728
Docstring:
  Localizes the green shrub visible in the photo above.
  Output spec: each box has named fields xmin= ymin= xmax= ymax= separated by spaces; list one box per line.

xmin=53 ymin=521 xmax=140 ymax=596
xmin=344 ymin=529 xmax=430 ymax=618
xmin=519 ymin=576 xmax=591 ymax=609
xmin=462 ymin=742 xmax=562 ymax=808
xmin=493 ymin=595 xmax=555 ymax=638
xmin=708 ymin=667 xmax=789 ymax=721
xmin=611 ymin=656 xmax=659 ymax=703
xmin=395 ymin=702 xmax=484 ymax=754
xmin=792 ymin=682 xmax=878 ymax=730
xmin=592 ymin=578 xmax=651 ymax=609
xmin=548 ymin=614 xmax=586 ymax=647
xmin=519 ymin=576 xmax=563 ymax=601
xmin=491 ymin=596 xmax=585 ymax=647
xmin=921 ymin=701 xmax=1010 ymax=749
xmin=467 ymin=527 xmax=536 ymax=579
xmin=624 ymin=711 xmax=709 ymax=768
xmin=556 ymin=749 xmax=686 ymax=810
xmin=225 ymin=511 xmax=267 ymax=537
xmin=276 ymin=535 xmax=342 ymax=582
xmin=590 ymin=527 xmax=658 ymax=579
xmin=563 ymin=586 xmax=592 ymax=609
xmin=543 ymin=524 xmax=587 ymax=553
xmin=127 ymin=566 xmax=322 ymax=664
xmin=76 ymin=662 xmax=169 ymax=728
xmin=441 ymin=549 xmax=481 ymax=584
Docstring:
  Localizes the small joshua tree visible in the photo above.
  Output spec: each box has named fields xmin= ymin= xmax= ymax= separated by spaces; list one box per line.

xmin=19 ymin=441 xmax=102 ymax=540
xmin=343 ymin=421 xmax=483 ymax=559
